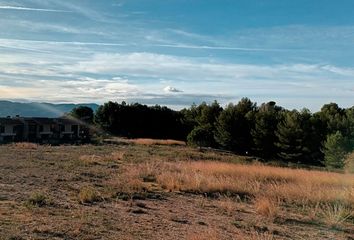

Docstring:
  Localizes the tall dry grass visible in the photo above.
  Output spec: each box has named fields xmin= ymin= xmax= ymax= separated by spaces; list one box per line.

xmin=127 ymin=138 xmax=186 ymax=146
xmin=254 ymin=196 xmax=279 ymax=220
xmin=12 ymin=142 xmax=38 ymax=150
xmin=111 ymin=160 xmax=354 ymax=224
xmin=345 ymin=152 xmax=354 ymax=174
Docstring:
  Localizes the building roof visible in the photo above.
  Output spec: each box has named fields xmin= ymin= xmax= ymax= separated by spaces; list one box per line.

xmin=57 ymin=117 xmax=80 ymax=125
xmin=0 ymin=117 xmax=83 ymax=125
xmin=0 ymin=118 xmax=23 ymax=125
xmin=28 ymin=118 xmax=56 ymax=125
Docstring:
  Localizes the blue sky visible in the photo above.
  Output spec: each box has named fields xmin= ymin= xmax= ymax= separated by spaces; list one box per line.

xmin=1 ymin=0 xmax=354 ymax=110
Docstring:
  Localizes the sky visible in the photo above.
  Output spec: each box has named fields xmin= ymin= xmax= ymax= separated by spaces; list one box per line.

xmin=0 ymin=0 xmax=354 ymax=111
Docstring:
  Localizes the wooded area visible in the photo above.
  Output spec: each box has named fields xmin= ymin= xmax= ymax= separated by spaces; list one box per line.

xmin=73 ymin=98 xmax=354 ymax=170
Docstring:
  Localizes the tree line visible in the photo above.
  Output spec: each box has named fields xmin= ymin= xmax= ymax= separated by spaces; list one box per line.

xmin=71 ymin=98 xmax=354 ymax=169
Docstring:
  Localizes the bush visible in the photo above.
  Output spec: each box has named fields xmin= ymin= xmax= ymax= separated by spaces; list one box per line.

xmin=187 ymin=124 xmax=215 ymax=147
xmin=318 ymin=203 xmax=353 ymax=226
xmin=26 ymin=192 xmax=47 ymax=207
xmin=78 ymin=186 xmax=101 ymax=204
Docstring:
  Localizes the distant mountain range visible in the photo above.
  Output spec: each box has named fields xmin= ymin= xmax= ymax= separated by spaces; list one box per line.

xmin=0 ymin=101 xmax=99 ymax=117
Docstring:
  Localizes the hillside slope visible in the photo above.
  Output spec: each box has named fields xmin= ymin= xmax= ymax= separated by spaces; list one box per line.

xmin=0 ymin=101 xmax=99 ymax=117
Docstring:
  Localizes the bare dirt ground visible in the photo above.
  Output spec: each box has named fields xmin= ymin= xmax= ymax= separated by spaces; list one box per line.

xmin=0 ymin=144 xmax=353 ymax=240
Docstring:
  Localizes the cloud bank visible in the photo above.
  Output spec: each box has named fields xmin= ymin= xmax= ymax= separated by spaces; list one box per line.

xmin=1 ymin=1 xmax=354 ymax=110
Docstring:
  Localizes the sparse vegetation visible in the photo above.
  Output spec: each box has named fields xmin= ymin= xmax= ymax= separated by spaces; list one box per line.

xmin=186 ymin=229 xmax=220 ymax=240
xmin=254 ymin=196 xmax=279 ymax=221
xmin=239 ymin=231 xmax=276 ymax=240
xmin=1 ymin=143 xmax=353 ymax=239
xmin=12 ymin=142 xmax=38 ymax=150
xmin=126 ymin=138 xmax=186 ymax=146
xmin=318 ymin=203 xmax=353 ymax=227
xmin=78 ymin=186 xmax=101 ymax=204
xmin=26 ymin=192 xmax=48 ymax=207
xmin=216 ymin=196 xmax=239 ymax=216
xmin=79 ymin=151 xmax=125 ymax=165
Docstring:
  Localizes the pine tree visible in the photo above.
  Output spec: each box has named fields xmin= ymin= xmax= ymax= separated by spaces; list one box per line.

xmin=251 ymin=102 xmax=282 ymax=158
xmin=322 ymin=131 xmax=348 ymax=169
xmin=215 ymin=98 xmax=256 ymax=153
xmin=275 ymin=110 xmax=309 ymax=162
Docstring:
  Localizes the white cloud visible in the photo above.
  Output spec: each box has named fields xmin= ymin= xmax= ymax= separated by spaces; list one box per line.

xmin=0 ymin=5 xmax=70 ymax=12
xmin=0 ymin=77 xmax=140 ymax=103
xmin=1 ymin=37 xmax=354 ymax=110
xmin=154 ymin=43 xmax=289 ymax=52
xmin=164 ymin=86 xmax=183 ymax=93
xmin=62 ymin=52 xmax=354 ymax=87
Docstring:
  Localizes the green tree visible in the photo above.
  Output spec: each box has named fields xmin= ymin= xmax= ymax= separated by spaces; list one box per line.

xmin=318 ymin=103 xmax=347 ymax=135
xmin=70 ymin=106 xmax=94 ymax=123
xmin=250 ymin=101 xmax=282 ymax=158
xmin=275 ymin=110 xmax=309 ymax=162
xmin=322 ymin=131 xmax=348 ymax=169
xmin=301 ymin=111 xmax=325 ymax=165
xmin=345 ymin=107 xmax=354 ymax=149
xmin=187 ymin=124 xmax=215 ymax=147
xmin=184 ymin=101 xmax=222 ymax=147
xmin=197 ymin=100 xmax=223 ymax=127
xmin=215 ymin=98 xmax=256 ymax=153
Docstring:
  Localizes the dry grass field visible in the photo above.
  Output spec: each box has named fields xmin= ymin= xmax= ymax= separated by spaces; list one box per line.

xmin=0 ymin=142 xmax=353 ymax=239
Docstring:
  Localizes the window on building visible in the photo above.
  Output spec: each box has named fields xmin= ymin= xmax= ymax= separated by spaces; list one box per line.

xmin=29 ymin=125 xmax=36 ymax=132
xmin=72 ymin=125 xmax=78 ymax=134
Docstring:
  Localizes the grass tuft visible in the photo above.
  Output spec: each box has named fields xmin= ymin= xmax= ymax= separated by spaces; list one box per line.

xmin=254 ymin=196 xmax=279 ymax=221
xmin=318 ymin=203 xmax=353 ymax=226
xmin=78 ymin=186 xmax=101 ymax=204
xmin=26 ymin=192 xmax=48 ymax=207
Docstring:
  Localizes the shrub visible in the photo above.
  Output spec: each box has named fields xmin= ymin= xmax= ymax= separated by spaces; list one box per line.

xmin=318 ymin=203 xmax=353 ymax=226
xmin=254 ymin=196 xmax=279 ymax=221
xmin=26 ymin=192 xmax=47 ymax=207
xmin=187 ymin=124 xmax=216 ymax=147
xmin=78 ymin=186 xmax=101 ymax=204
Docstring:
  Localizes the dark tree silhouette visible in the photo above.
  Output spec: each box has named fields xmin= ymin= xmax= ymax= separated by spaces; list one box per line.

xmin=94 ymin=99 xmax=354 ymax=168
